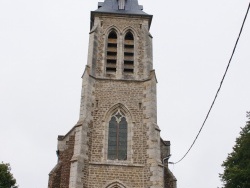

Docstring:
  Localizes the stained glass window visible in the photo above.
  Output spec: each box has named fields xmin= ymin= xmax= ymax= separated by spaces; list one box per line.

xmin=108 ymin=111 xmax=127 ymax=160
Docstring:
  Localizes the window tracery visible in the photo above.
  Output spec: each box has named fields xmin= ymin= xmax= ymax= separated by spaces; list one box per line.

xmin=108 ymin=110 xmax=127 ymax=160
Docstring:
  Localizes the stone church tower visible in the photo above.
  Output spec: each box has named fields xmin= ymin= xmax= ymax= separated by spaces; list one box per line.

xmin=48 ymin=0 xmax=177 ymax=187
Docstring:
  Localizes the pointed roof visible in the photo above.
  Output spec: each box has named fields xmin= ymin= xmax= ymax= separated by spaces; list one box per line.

xmin=91 ymin=0 xmax=152 ymax=27
xmin=94 ymin=0 xmax=148 ymax=15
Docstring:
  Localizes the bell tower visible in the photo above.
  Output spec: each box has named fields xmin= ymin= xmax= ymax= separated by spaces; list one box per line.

xmin=48 ymin=0 xmax=176 ymax=188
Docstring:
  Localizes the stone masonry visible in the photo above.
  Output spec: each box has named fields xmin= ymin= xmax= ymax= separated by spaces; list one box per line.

xmin=48 ymin=0 xmax=177 ymax=187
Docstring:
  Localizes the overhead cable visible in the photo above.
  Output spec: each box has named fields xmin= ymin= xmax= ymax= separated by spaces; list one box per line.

xmin=173 ymin=2 xmax=250 ymax=165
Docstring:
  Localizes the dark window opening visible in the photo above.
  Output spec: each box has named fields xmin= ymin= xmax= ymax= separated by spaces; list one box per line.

xmin=108 ymin=112 xmax=127 ymax=160
xmin=125 ymin=32 xmax=134 ymax=40
xmin=124 ymin=32 xmax=134 ymax=74
xmin=109 ymin=31 xmax=117 ymax=39
xmin=107 ymin=52 xmax=117 ymax=56
xmin=124 ymin=45 xmax=134 ymax=48
xmin=106 ymin=31 xmax=117 ymax=73
xmin=107 ymin=59 xmax=117 ymax=64
xmin=124 ymin=60 xmax=134 ymax=65
xmin=124 ymin=52 xmax=134 ymax=56
xmin=124 ymin=69 xmax=134 ymax=73
xmin=106 ymin=67 xmax=116 ymax=72
xmin=108 ymin=43 xmax=117 ymax=48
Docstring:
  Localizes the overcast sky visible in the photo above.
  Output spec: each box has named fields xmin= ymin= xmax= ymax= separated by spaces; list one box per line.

xmin=0 ymin=0 xmax=249 ymax=188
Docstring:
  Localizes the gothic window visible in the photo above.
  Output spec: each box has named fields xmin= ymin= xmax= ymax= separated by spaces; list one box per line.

xmin=108 ymin=110 xmax=127 ymax=160
xmin=106 ymin=31 xmax=118 ymax=73
xmin=106 ymin=182 xmax=126 ymax=188
xmin=108 ymin=185 xmax=124 ymax=188
xmin=124 ymin=32 xmax=134 ymax=73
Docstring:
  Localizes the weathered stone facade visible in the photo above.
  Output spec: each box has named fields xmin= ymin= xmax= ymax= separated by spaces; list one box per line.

xmin=48 ymin=0 xmax=176 ymax=187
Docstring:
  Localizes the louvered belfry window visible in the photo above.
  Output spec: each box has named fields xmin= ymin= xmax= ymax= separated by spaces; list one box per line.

xmin=108 ymin=111 xmax=127 ymax=160
xmin=106 ymin=31 xmax=118 ymax=73
xmin=124 ymin=32 xmax=134 ymax=73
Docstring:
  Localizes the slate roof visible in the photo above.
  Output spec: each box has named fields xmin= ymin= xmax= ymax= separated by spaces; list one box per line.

xmin=93 ymin=0 xmax=149 ymax=16
xmin=91 ymin=0 xmax=152 ymax=28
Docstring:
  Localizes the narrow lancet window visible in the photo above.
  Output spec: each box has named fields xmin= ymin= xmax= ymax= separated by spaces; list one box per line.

xmin=108 ymin=111 xmax=127 ymax=160
xmin=106 ymin=31 xmax=118 ymax=73
xmin=124 ymin=32 xmax=134 ymax=73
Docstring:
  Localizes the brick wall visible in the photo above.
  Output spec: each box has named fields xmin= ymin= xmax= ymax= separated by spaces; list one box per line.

xmin=164 ymin=167 xmax=177 ymax=188
xmin=48 ymin=134 xmax=75 ymax=188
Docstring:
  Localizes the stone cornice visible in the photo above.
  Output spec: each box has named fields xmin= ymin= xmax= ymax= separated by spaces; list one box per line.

xmin=89 ymin=74 xmax=154 ymax=83
xmin=89 ymin=161 xmax=144 ymax=167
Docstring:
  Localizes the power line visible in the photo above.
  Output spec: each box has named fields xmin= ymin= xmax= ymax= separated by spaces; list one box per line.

xmin=173 ymin=2 xmax=250 ymax=165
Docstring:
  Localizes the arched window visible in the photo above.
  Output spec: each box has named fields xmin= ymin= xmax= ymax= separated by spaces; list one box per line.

xmin=108 ymin=110 xmax=127 ymax=160
xmin=105 ymin=181 xmax=127 ymax=188
xmin=107 ymin=185 xmax=124 ymax=188
xmin=123 ymin=32 xmax=134 ymax=73
xmin=106 ymin=31 xmax=118 ymax=73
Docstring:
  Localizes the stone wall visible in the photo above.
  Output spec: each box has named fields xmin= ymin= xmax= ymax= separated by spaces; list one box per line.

xmin=89 ymin=15 xmax=152 ymax=81
xmin=48 ymin=6 xmax=177 ymax=188
xmin=86 ymin=78 xmax=146 ymax=187
xmin=88 ymin=164 xmax=144 ymax=187
xmin=49 ymin=133 xmax=76 ymax=188
xmin=164 ymin=167 xmax=177 ymax=188
xmin=48 ymin=74 xmax=167 ymax=187
xmin=92 ymin=79 xmax=144 ymax=162
xmin=160 ymin=140 xmax=177 ymax=188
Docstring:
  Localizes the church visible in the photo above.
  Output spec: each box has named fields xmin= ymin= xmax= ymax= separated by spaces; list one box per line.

xmin=48 ymin=0 xmax=177 ymax=187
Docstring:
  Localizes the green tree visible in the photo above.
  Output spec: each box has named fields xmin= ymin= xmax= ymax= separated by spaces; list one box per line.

xmin=220 ymin=112 xmax=250 ymax=188
xmin=0 ymin=162 xmax=18 ymax=188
